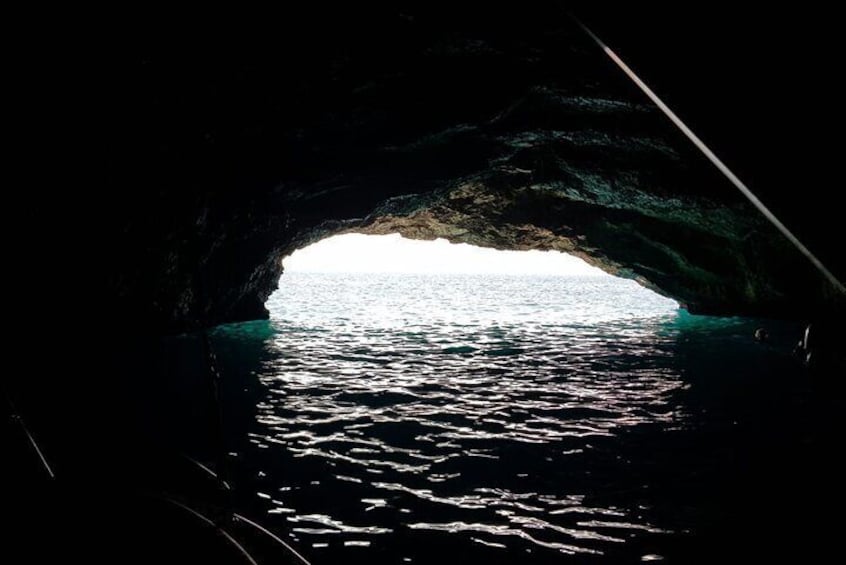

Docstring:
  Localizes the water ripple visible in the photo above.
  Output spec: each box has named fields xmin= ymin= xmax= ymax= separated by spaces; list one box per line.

xmin=220 ymin=273 xmax=696 ymax=561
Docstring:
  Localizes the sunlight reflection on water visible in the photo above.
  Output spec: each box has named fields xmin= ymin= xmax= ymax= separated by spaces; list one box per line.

xmin=213 ymin=273 xmax=753 ymax=563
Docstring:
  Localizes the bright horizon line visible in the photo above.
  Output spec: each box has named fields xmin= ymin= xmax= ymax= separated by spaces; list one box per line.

xmin=283 ymin=233 xmax=610 ymax=277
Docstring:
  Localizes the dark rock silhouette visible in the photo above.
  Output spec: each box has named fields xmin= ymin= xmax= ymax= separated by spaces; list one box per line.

xmin=6 ymin=7 xmax=846 ymax=565
xmin=12 ymin=6 xmax=845 ymax=334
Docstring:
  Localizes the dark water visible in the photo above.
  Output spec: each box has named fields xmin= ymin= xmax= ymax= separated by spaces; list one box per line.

xmin=193 ymin=273 xmax=838 ymax=563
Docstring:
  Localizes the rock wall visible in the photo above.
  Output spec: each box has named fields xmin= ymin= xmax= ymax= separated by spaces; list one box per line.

xmin=35 ymin=6 xmax=842 ymax=332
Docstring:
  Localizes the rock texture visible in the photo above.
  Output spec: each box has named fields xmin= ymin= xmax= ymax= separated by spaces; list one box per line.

xmin=45 ymin=6 xmax=843 ymax=331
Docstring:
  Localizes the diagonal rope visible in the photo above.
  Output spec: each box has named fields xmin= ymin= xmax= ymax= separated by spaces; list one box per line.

xmin=572 ymin=16 xmax=845 ymax=295
xmin=233 ymin=513 xmax=313 ymax=565
xmin=160 ymin=496 xmax=259 ymax=565
xmin=5 ymin=390 xmax=55 ymax=479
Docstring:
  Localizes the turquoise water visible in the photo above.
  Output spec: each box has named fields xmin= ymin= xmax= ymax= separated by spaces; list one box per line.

xmin=207 ymin=273 xmax=827 ymax=563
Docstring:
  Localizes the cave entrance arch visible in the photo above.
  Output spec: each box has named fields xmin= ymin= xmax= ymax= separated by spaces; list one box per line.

xmin=236 ymin=231 xmax=689 ymax=560
xmin=265 ymin=232 xmax=679 ymax=327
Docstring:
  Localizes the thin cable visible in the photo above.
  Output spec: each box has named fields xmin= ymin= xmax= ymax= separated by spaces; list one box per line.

xmin=233 ymin=513 xmax=313 ymax=565
xmin=181 ymin=453 xmax=232 ymax=490
xmin=572 ymin=16 xmax=845 ymax=294
xmin=5 ymin=391 xmax=55 ymax=479
xmin=161 ymin=497 xmax=259 ymax=565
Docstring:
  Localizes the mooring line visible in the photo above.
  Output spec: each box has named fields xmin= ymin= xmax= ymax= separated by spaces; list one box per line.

xmin=572 ymin=15 xmax=845 ymax=294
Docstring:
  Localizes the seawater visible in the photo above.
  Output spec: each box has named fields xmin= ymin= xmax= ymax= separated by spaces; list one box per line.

xmin=205 ymin=272 xmax=831 ymax=563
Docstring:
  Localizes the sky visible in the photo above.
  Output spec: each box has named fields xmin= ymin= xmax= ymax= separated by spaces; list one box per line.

xmin=284 ymin=233 xmax=608 ymax=276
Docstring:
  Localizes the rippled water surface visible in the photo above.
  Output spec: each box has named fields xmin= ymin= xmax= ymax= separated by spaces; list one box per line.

xmin=205 ymin=273 xmax=822 ymax=563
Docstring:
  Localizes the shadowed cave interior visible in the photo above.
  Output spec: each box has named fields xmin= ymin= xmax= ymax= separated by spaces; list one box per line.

xmin=6 ymin=4 xmax=846 ymax=564
xmin=31 ymin=7 xmax=840 ymax=332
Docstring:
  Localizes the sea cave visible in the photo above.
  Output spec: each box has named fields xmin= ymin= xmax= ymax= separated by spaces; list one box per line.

xmin=5 ymin=5 xmax=845 ymax=564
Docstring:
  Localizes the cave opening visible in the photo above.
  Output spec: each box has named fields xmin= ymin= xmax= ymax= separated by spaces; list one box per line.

xmin=207 ymin=233 xmax=824 ymax=563
xmin=266 ymin=232 xmax=679 ymax=327
xmin=213 ymin=232 xmax=721 ymax=559
xmin=7 ymin=7 xmax=846 ymax=564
